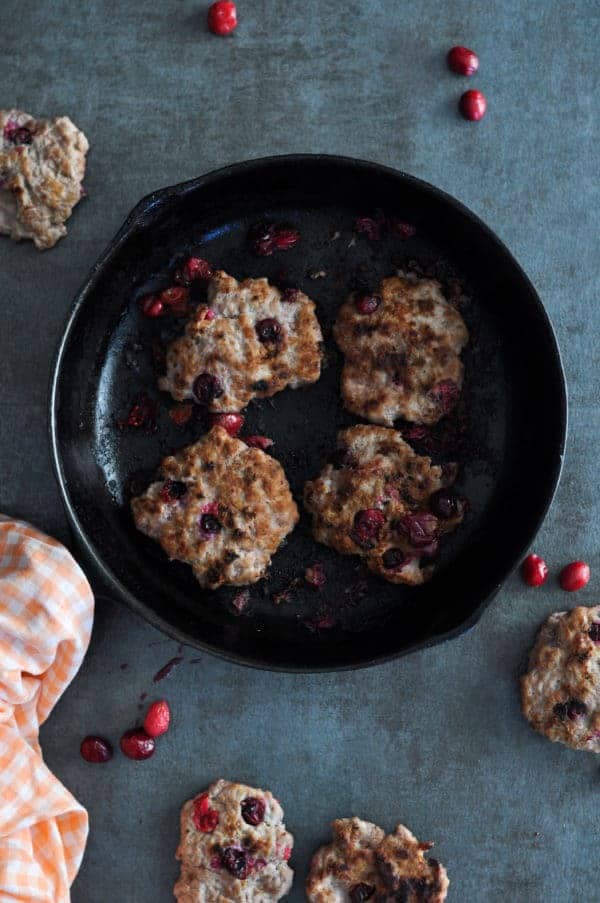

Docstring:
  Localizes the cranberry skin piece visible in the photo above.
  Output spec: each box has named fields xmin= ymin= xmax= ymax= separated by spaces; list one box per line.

xmin=256 ymin=317 xmax=282 ymax=343
xmin=459 ymin=89 xmax=487 ymax=121
xmin=193 ymin=372 xmax=223 ymax=405
xmin=143 ymin=700 xmax=171 ymax=738
xmin=241 ymin=796 xmax=266 ymax=826
xmin=355 ymin=294 xmax=381 ymax=314
xmin=208 ymin=1 xmax=238 ymax=35
xmin=559 ymin=560 xmax=590 ymax=592
xmin=521 ymin=554 xmax=548 ymax=587
xmin=382 ymin=548 xmax=407 ymax=571
xmin=352 ymin=508 xmax=385 ymax=549
xmin=119 ymin=728 xmax=155 ymax=761
xmin=80 ymin=735 xmax=113 ymax=764
xmin=220 ymin=847 xmax=250 ymax=879
xmin=208 ymin=412 xmax=244 ymax=436
xmin=350 ymin=884 xmax=376 ymax=903
xmin=139 ymin=294 xmax=164 ymax=318
xmin=447 ymin=45 xmax=479 ymax=76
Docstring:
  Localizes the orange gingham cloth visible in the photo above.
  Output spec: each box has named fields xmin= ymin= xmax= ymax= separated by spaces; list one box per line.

xmin=0 ymin=516 xmax=94 ymax=902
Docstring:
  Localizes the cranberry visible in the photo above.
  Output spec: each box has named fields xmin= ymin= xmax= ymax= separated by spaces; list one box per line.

xmin=330 ymin=446 xmax=356 ymax=468
xmin=244 ymin=435 xmax=274 ymax=450
xmin=355 ymin=294 xmax=381 ymax=314
xmin=282 ymin=846 xmax=292 ymax=861
xmin=204 ymin=308 xmax=216 ymax=320
xmin=352 ymin=508 xmax=385 ymax=549
xmin=143 ymin=700 xmax=171 ymax=738
xmin=160 ymin=480 xmax=187 ymax=502
xmin=391 ymin=220 xmax=416 ymax=240
xmin=122 ymin=394 xmax=158 ymax=431
xmin=430 ymin=489 xmax=460 ymax=520
xmin=559 ymin=560 xmax=590 ymax=592
xmin=402 ymin=424 xmax=428 ymax=441
xmin=256 ymin=317 xmax=282 ymax=343
xmin=80 ymin=735 xmax=113 ymax=764
xmin=395 ymin=511 xmax=438 ymax=548
xmin=160 ymin=286 xmax=190 ymax=315
xmin=459 ymin=89 xmax=487 ymax=121
xmin=8 ymin=126 xmax=32 ymax=146
xmin=429 ymin=379 xmax=460 ymax=415
xmin=193 ymin=372 xmax=223 ymax=405
xmin=208 ymin=1 xmax=238 ymax=35
xmin=241 ymin=797 xmax=266 ymax=826
xmin=119 ymin=728 xmax=155 ymax=761
xmin=589 ymin=623 xmax=600 ymax=643
xmin=220 ymin=847 xmax=250 ymax=879
xmin=355 ymin=216 xmax=384 ymax=240
xmin=200 ymin=513 xmax=221 ymax=536
xmin=382 ymin=548 xmax=407 ymax=571
xmin=139 ymin=294 xmax=164 ymax=318
xmin=305 ymin=563 xmax=327 ymax=588
xmin=251 ymin=222 xmax=300 ymax=256
xmin=521 ymin=554 xmax=548 ymax=588
xmin=209 ymin=412 xmax=244 ymax=436
xmin=232 ymin=589 xmax=250 ymax=613
xmin=349 ymin=884 xmax=375 ymax=903
xmin=175 ymin=256 xmax=213 ymax=285
xmin=447 ymin=45 xmax=479 ymax=76
xmin=281 ymin=287 xmax=300 ymax=302
xmin=169 ymin=404 xmax=193 ymax=427
xmin=193 ymin=793 xmax=220 ymax=832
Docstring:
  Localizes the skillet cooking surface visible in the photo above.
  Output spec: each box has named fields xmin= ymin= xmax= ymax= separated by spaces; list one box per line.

xmin=50 ymin=156 xmax=566 ymax=670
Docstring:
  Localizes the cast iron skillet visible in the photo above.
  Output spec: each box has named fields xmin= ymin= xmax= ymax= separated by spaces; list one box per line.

xmin=49 ymin=155 xmax=567 ymax=671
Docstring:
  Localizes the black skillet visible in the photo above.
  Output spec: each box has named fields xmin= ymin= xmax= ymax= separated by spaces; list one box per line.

xmin=49 ymin=155 xmax=567 ymax=671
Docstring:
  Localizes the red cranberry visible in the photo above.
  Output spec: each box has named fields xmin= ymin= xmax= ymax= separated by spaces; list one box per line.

xmin=251 ymin=222 xmax=300 ymax=256
xmin=382 ymin=548 xmax=407 ymax=571
xmin=256 ymin=318 xmax=282 ymax=343
xmin=160 ymin=286 xmax=190 ymax=315
xmin=459 ymin=89 xmax=487 ymax=121
xmin=352 ymin=508 xmax=385 ymax=549
xmin=175 ymin=256 xmax=213 ymax=285
xmin=241 ymin=797 xmax=266 ymax=826
xmin=169 ymin=404 xmax=193 ymax=427
xmin=143 ymin=700 xmax=171 ymax=738
xmin=305 ymin=563 xmax=327 ymax=588
xmin=80 ymin=735 xmax=113 ymax=763
xmin=447 ymin=45 xmax=479 ymax=76
xmin=282 ymin=846 xmax=292 ymax=861
xmin=209 ymin=412 xmax=244 ymax=436
xmin=588 ymin=623 xmax=600 ymax=643
xmin=122 ymin=394 xmax=158 ymax=431
xmin=244 ymin=435 xmax=274 ymax=450
xmin=430 ymin=489 xmax=460 ymax=520
xmin=193 ymin=793 xmax=220 ymax=832
xmin=200 ymin=513 xmax=221 ymax=536
xmin=220 ymin=847 xmax=250 ymax=879
xmin=521 ymin=554 xmax=548 ymax=588
xmin=395 ymin=511 xmax=438 ymax=548
xmin=350 ymin=884 xmax=375 ymax=903
xmin=193 ymin=372 xmax=223 ymax=405
xmin=160 ymin=480 xmax=187 ymax=502
xmin=281 ymin=287 xmax=300 ymax=302
xmin=355 ymin=294 xmax=381 ymax=314
xmin=429 ymin=379 xmax=460 ymax=414
xmin=208 ymin=0 xmax=238 ymax=35
xmin=139 ymin=294 xmax=164 ymax=318
xmin=119 ymin=728 xmax=155 ymax=760
xmin=559 ymin=560 xmax=590 ymax=592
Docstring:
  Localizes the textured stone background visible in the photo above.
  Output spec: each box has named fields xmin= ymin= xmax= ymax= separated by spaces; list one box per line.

xmin=1 ymin=1 xmax=599 ymax=900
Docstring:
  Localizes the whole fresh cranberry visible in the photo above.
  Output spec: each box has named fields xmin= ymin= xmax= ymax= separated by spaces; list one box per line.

xmin=447 ymin=45 xmax=479 ymax=76
xmin=355 ymin=294 xmax=381 ymax=314
xmin=220 ymin=847 xmax=250 ymax=879
xmin=349 ymin=884 xmax=376 ymax=903
xmin=521 ymin=554 xmax=548 ymax=587
xmin=395 ymin=511 xmax=438 ymax=548
xmin=160 ymin=480 xmax=187 ymax=502
xmin=139 ymin=294 xmax=164 ymax=317
xmin=256 ymin=318 xmax=282 ymax=343
xmin=459 ymin=89 xmax=487 ymax=121
xmin=193 ymin=792 xmax=220 ymax=832
xmin=193 ymin=372 xmax=223 ymax=405
xmin=119 ymin=728 xmax=155 ymax=761
xmin=80 ymin=735 xmax=113 ymax=763
xmin=382 ymin=548 xmax=407 ymax=571
xmin=241 ymin=797 xmax=266 ymax=826
xmin=352 ymin=508 xmax=385 ymax=549
xmin=175 ymin=256 xmax=213 ymax=285
xmin=208 ymin=1 xmax=238 ymax=35
xmin=143 ymin=700 xmax=171 ymax=738
xmin=209 ymin=412 xmax=244 ymax=436
xmin=559 ymin=560 xmax=590 ymax=592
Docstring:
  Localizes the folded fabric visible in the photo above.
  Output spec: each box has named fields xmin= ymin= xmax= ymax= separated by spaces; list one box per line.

xmin=0 ymin=516 xmax=94 ymax=902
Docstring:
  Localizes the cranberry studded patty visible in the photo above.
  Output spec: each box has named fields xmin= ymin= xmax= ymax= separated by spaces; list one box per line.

xmin=521 ymin=605 xmax=600 ymax=753
xmin=333 ymin=273 xmax=468 ymax=427
xmin=159 ymin=269 xmax=323 ymax=411
xmin=303 ymin=425 xmax=465 ymax=586
xmin=175 ymin=779 xmax=294 ymax=903
xmin=306 ymin=817 xmax=449 ymax=903
xmin=131 ymin=426 xmax=298 ymax=589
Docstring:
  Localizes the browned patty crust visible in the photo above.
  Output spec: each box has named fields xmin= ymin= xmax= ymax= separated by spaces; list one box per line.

xmin=304 ymin=425 xmax=465 ymax=585
xmin=334 ymin=273 xmax=468 ymax=426
xmin=131 ymin=426 xmax=299 ymax=589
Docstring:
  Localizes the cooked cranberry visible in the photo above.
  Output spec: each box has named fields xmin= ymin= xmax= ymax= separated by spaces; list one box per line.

xmin=160 ymin=286 xmax=190 ymax=315
xmin=589 ymin=623 xmax=600 ymax=643
xmin=8 ymin=126 xmax=32 ymax=145
xmin=241 ymin=797 xmax=266 ymax=826
xmin=220 ymin=847 xmax=250 ymax=879
xmin=200 ymin=513 xmax=221 ymax=536
xmin=80 ymin=735 xmax=113 ymax=763
xmin=193 ymin=372 xmax=223 ymax=405
xmin=330 ymin=446 xmax=356 ymax=468
xmin=355 ymin=216 xmax=384 ymax=240
xmin=429 ymin=379 xmax=460 ymax=415
xmin=204 ymin=308 xmax=216 ymax=320
xmin=193 ymin=792 xmax=220 ymax=832
xmin=447 ymin=45 xmax=479 ymax=76
xmin=209 ymin=412 xmax=244 ymax=436
xmin=160 ymin=480 xmax=187 ymax=502
xmin=559 ymin=560 xmax=590 ymax=592
xmin=459 ymin=89 xmax=487 ymax=121
xmin=169 ymin=404 xmax=193 ymax=427
xmin=251 ymin=222 xmax=300 ymax=256
xmin=430 ymin=489 xmax=460 ymax=520
xmin=281 ymin=287 xmax=300 ymax=302
xmin=382 ymin=548 xmax=407 ymax=571
xmin=175 ymin=256 xmax=213 ymax=285
xmin=395 ymin=511 xmax=438 ymax=547
xmin=305 ymin=563 xmax=327 ymax=587
xmin=355 ymin=294 xmax=381 ymax=314
xmin=391 ymin=220 xmax=416 ymax=240
xmin=122 ymin=394 xmax=158 ymax=431
xmin=208 ymin=0 xmax=238 ymax=35
xmin=352 ymin=508 xmax=385 ymax=549
xmin=244 ymin=435 xmax=274 ymax=450
xmin=256 ymin=318 xmax=282 ymax=343
xmin=349 ymin=884 xmax=375 ymax=903
xmin=521 ymin=554 xmax=548 ymax=587
xmin=282 ymin=846 xmax=292 ymax=861
xmin=119 ymin=728 xmax=155 ymax=761
xmin=139 ymin=294 xmax=164 ymax=317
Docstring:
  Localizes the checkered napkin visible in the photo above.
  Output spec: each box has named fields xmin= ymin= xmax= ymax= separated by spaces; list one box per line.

xmin=0 ymin=516 xmax=93 ymax=902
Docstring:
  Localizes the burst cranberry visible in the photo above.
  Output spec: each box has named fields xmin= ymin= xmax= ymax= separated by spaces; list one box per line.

xmin=349 ymin=884 xmax=375 ymax=903
xmin=209 ymin=412 xmax=244 ymax=436
xmin=281 ymin=287 xmax=300 ymax=302
xmin=175 ymin=256 xmax=213 ymax=285
xmin=220 ymin=847 xmax=250 ymax=879
xmin=160 ymin=286 xmax=190 ymax=315
xmin=139 ymin=294 xmax=164 ymax=317
xmin=208 ymin=1 xmax=238 ymax=35
xmin=119 ymin=728 xmax=155 ymax=761
xmin=589 ymin=623 xmax=600 ymax=643
xmin=160 ymin=480 xmax=187 ymax=502
xmin=193 ymin=372 xmax=223 ymax=405
xmin=251 ymin=222 xmax=300 ymax=256
xmin=447 ymin=45 xmax=479 ymax=76
xmin=143 ymin=700 xmax=170 ymax=738
xmin=395 ymin=512 xmax=438 ymax=548
xmin=352 ymin=508 xmax=385 ymax=548
xmin=429 ymin=378 xmax=460 ymax=414
xmin=382 ymin=548 xmax=407 ymax=571
xmin=521 ymin=554 xmax=548 ymax=587
xmin=355 ymin=294 xmax=381 ymax=314
xmin=256 ymin=318 xmax=282 ymax=343
xmin=430 ymin=489 xmax=460 ymax=520
xmin=559 ymin=560 xmax=590 ymax=592
xmin=244 ymin=435 xmax=274 ymax=450
xmin=80 ymin=735 xmax=113 ymax=763
xmin=241 ymin=797 xmax=266 ymax=826
xmin=193 ymin=793 xmax=220 ymax=832
xmin=305 ymin=563 xmax=327 ymax=587
xmin=459 ymin=89 xmax=487 ymax=121
xmin=122 ymin=394 xmax=158 ymax=431
xmin=169 ymin=404 xmax=193 ymax=427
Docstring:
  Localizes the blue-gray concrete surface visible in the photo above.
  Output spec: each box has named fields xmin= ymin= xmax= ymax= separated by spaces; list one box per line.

xmin=1 ymin=1 xmax=599 ymax=900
